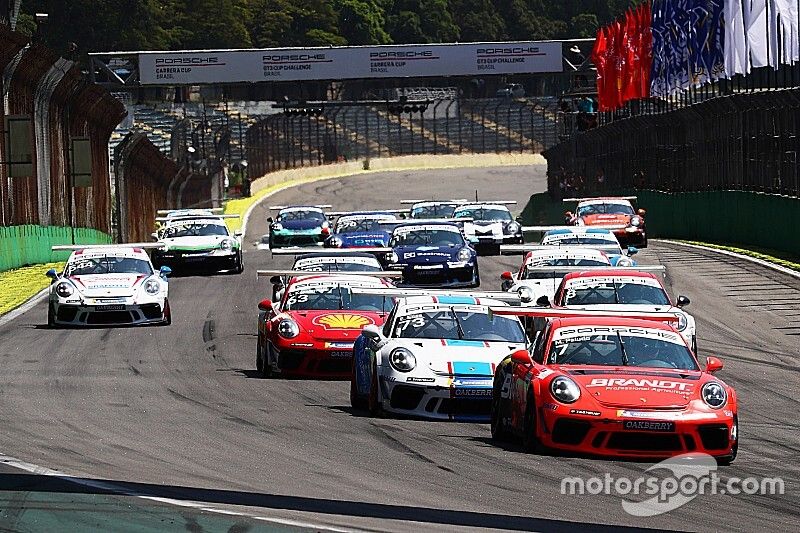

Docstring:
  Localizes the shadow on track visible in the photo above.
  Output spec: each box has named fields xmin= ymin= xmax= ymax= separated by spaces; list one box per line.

xmin=0 ymin=472 xmax=658 ymax=532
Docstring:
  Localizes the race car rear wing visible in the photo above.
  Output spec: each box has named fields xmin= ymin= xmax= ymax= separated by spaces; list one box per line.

xmin=522 ymin=265 xmax=666 ymax=274
xmin=400 ymin=199 xmax=469 ymax=204
xmin=52 ymin=243 xmax=166 ymax=251
xmin=501 ymin=244 xmax=625 ymax=254
xmin=155 ymin=214 xmax=240 ymax=222
xmin=487 ymin=307 xmax=678 ymax=322
xmin=379 ymin=217 xmax=474 ymax=224
xmin=156 ymin=208 xmax=223 ymax=215
xmin=268 ymin=204 xmax=332 ymax=210
xmin=256 ymin=270 xmax=402 ymax=279
xmin=326 ymin=209 xmax=408 ymax=216
xmin=270 ymin=246 xmax=393 ymax=255
xmin=562 ymin=196 xmax=638 ymax=202
xmin=521 ymin=225 xmax=627 ymax=232
xmin=455 ymin=200 xmax=518 ymax=206
xmin=351 ymin=286 xmax=522 ymax=303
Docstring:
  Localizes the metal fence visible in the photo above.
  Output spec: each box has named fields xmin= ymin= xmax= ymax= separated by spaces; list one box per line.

xmin=0 ymin=25 xmax=125 ymax=232
xmin=544 ymin=89 xmax=800 ymax=199
xmin=246 ymin=98 xmax=560 ymax=176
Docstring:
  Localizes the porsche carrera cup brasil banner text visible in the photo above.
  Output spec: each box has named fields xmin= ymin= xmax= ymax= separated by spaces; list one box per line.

xmin=138 ymin=42 xmax=563 ymax=85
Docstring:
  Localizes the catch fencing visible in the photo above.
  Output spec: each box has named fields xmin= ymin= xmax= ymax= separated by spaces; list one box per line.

xmin=246 ymin=98 xmax=559 ymax=177
xmin=544 ymin=89 xmax=800 ymax=199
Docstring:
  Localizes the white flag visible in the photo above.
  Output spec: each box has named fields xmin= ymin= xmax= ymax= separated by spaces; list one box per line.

xmin=745 ymin=0 xmax=769 ymax=67
xmin=767 ymin=0 xmax=780 ymax=67
xmin=774 ymin=0 xmax=799 ymax=64
xmin=725 ymin=0 xmax=750 ymax=75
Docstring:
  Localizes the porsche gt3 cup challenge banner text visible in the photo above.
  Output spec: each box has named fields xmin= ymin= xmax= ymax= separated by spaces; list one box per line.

xmin=138 ymin=42 xmax=563 ymax=84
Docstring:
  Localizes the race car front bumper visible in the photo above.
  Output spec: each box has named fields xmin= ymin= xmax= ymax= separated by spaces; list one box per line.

xmin=269 ymin=339 xmax=354 ymax=379
xmin=270 ymin=231 xmax=326 ymax=248
xmin=536 ymin=404 xmax=736 ymax=459
xmin=51 ymin=300 xmax=167 ymax=326
xmin=378 ymin=371 xmax=494 ymax=421
xmin=154 ymin=249 xmax=239 ymax=270
xmin=393 ymin=262 xmax=479 ymax=288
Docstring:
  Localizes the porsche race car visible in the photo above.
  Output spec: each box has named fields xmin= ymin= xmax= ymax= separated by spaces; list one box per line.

xmin=513 ymin=227 xmax=639 ymax=266
xmin=452 ymin=202 xmax=523 ymax=253
xmin=563 ymin=196 xmax=647 ymax=248
xmin=266 ymin=205 xmax=332 ymax=248
xmin=152 ymin=216 xmax=243 ymax=273
xmin=46 ymin=244 xmax=172 ymax=327
xmin=351 ymin=288 xmax=526 ymax=420
xmin=402 ymin=199 xmax=468 ymax=219
xmin=325 ymin=212 xmax=397 ymax=248
xmin=489 ymin=308 xmax=737 ymax=463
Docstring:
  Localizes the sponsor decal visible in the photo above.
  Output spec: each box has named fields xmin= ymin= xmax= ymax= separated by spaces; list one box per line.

xmin=588 ymin=378 xmax=693 ymax=392
xmin=617 ymin=409 xmax=682 ymax=420
xmin=623 ymin=420 xmax=675 ymax=432
xmin=570 ymin=409 xmax=601 ymax=417
xmin=329 ymin=351 xmax=352 ymax=358
xmin=453 ymin=388 xmax=493 ymax=398
xmin=313 ymin=313 xmax=375 ymax=330
xmin=325 ymin=341 xmax=355 ymax=349
xmin=542 ymin=402 xmax=559 ymax=411
xmin=452 ymin=378 xmax=493 ymax=388
xmin=407 ymin=377 xmax=435 ymax=383
xmin=290 ymin=343 xmax=314 ymax=347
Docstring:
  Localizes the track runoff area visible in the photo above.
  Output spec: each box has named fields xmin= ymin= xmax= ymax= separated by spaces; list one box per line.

xmin=0 ymin=166 xmax=797 ymax=532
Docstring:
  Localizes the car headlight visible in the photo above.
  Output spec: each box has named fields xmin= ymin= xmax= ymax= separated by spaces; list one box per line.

xmin=676 ymin=311 xmax=688 ymax=331
xmin=457 ymin=247 xmax=472 ymax=262
xmin=550 ymin=376 xmax=581 ymax=404
xmin=55 ymin=281 xmax=74 ymax=298
xmin=630 ymin=215 xmax=642 ymax=227
xmin=220 ymin=239 xmax=234 ymax=250
xmin=272 ymin=222 xmax=283 ymax=231
xmin=144 ymin=278 xmax=161 ymax=294
xmin=387 ymin=251 xmax=399 ymax=263
xmin=517 ymin=286 xmax=534 ymax=303
xmin=328 ymin=236 xmax=343 ymax=248
xmin=389 ymin=347 xmax=416 ymax=372
xmin=616 ymin=257 xmax=634 ymax=267
xmin=277 ymin=319 xmax=299 ymax=339
xmin=507 ymin=222 xmax=521 ymax=234
xmin=701 ymin=382 xmax=727 ymax=409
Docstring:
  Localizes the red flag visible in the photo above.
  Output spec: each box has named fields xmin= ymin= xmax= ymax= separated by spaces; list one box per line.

xmin=622 ymin=9 xmax=639 ymax=102
xmin=591 ymin=27 xmax=610 ymax=111
xmin=639 ymin=2 xmax=652 ymax=99
xmin=612 ymin=20 xmax=626 ymax=109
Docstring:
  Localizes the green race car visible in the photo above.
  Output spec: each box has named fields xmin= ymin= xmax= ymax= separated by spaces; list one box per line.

xmin=152 ymin=217 xmax=243 ymax=273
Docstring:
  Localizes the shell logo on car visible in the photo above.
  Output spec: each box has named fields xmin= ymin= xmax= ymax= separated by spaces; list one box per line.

xmin=313 ymin=313 xmax=375 ymax=330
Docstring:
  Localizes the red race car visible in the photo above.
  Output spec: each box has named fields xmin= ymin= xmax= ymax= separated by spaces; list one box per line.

xmin=256 ymin=271 xmax=396 ymax=379
xmin=489 ymin=308 xmax=738 ymax=464
xmin=563 ymin=196 xmax=647 ymax=248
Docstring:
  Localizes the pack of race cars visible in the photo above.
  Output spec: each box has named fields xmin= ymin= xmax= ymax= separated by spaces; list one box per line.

xmin=45 ymin=197 xmax=738 ymax=464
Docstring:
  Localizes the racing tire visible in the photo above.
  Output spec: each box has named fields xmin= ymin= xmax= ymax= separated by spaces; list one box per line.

xmin=368 ymin=363 xmax=383 ymax=417
xmin=256 ymin=340 xmax=264 ymax=375
xmin=260 ymin=342 xmax=275 ymax=378
xmin=522 ymin=394 xmax=543 ymax=453
xmin=47 ymin=303 xmax=56 ymax=328
xmin=717 ymin=415 xmax=738 ymax=466
xmin=691 ymin=335 xmax=698 ymax=355
xmin=350 ymin=372 xmax=367 ymax=410
xmin=161 ymin=300 xmax=171 ymax=326
xmin=470 ymin=264 xmax=481 ymax=289
xmin=490 ymin=374 xmax=510 ymax=442
xmin=232 ymin=252 xmax=244 ymax=274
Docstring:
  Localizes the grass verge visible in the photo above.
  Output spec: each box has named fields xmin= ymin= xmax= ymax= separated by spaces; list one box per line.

xmin=671 ymin=240 xmax=800 ymax=272
xmin=0 ymin=262 xmax=63 ymax=316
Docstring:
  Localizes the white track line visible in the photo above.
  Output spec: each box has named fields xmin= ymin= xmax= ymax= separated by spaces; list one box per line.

xmin=0 ymin=287 xmax=49 ymax=327
xmin=0 ymin=453 xmax=355 ymax=532
xmin=654 ymin=239 xmax=800 ymax=279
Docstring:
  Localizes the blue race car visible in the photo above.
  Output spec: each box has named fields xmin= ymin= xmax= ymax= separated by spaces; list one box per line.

xmin=383 ymin=222 xmax=480 ymax=287
xmin=540 ymin=227 xmax=639 ymax=266
xmin=325 ymin=212 xmax=397 ymax=248
xmin=266 ymin=205 xmax=331 ymax=248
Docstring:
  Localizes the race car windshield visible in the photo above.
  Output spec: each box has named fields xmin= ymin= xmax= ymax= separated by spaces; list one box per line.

xmin=563 ymin=281 xmax=671 ymax=305
xmin=66 ymin=257 xmax=153 ymax=276
xmin=411 ymin=205 xmax=456 ymax=218
xmin=162 ymin=222 xmax=228 ymax=238
xmin=524 ymin=259 xmax=608 ymax=280
xmin=285 ymin=286 xmax=393 ymax=312
xmin=296 ymin=262 xmax=382 ymax=273
xmin=577 ymin=203 xmax=635 ymax=217
xmin=453 ymin=208 xmax=512 ymax=221
xmin=395 ymin=310 xmax=526 ymax=342
xmin=279 ymin=210 xmax=326 ymax=223
xmin=335 ymin=219 xmax=386 ymax=234
xmin=391 ymin=229 xmax=464 ymax=247
xmin=550 ymin=333 xmax=697 ymax=369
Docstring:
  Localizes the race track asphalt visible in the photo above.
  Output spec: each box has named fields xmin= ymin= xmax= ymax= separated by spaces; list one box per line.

xmin=0 ymin=166 xmax=798 ymax=532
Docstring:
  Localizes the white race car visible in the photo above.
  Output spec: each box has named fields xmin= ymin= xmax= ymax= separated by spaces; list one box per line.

xmin=46 ymin=245 xmax=171 ymax=327
xmin=452 ymin=202 xmax=522 ymax=251
xmin=152 ymin=216 xmax=243 ymax=273
xmin=351 ymin=290 xmax=527 ymax=421
xmin=499 ymin=247 xmax=613 ymax=304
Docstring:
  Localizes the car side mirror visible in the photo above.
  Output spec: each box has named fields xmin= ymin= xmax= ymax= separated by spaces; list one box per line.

xmin=234 ymin=230 xmax=243 ymax=237
xmin=627 ymin=246 xmax=639 ymax=256
xmin=151 ymin=232 xmax=159 ymax=240
xmin=159 ymin=266 xmax=172 ymax=278
xmin=705 ymin=356 xmax=724 ymax=374
xmin=45 ymin=268 xmax=58 ymax=280
xmin=362 ymin=324 xmax=387 ymax=347
xmin=637 ymin=208 xmax=646 ymax=216
xmin=269 ymin=275 xmax=283 ymax=285
xmin=267 ymin=216 xmax=274 ymax=223
xmin=676 ymin=295 xmax=690 ymax=308
xmin=500 ymin=271 xmax=513 ymax=281
xmin=511 ymin=349 xmax=533 ymax=366
xmin=515 ymin=216 xmax=523 ymax=223
xmin=258 ymin=299 xmax=273 ymax=312
xmin=536 ymin=295 xmax=550 ymax=307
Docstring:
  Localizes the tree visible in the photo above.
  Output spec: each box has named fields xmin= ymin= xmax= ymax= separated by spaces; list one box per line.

xmin=334 ymin=0 xmax=391 ymax=45
xmin=385 ymin=1 xmax=458 ymax=43
xmin=182 ymin=0 xmax=252 ymax=49
xmin=450 ymin=0 xmax=506 ymax=42
xmin=570 ymin=13 xmax=599 ymax=39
